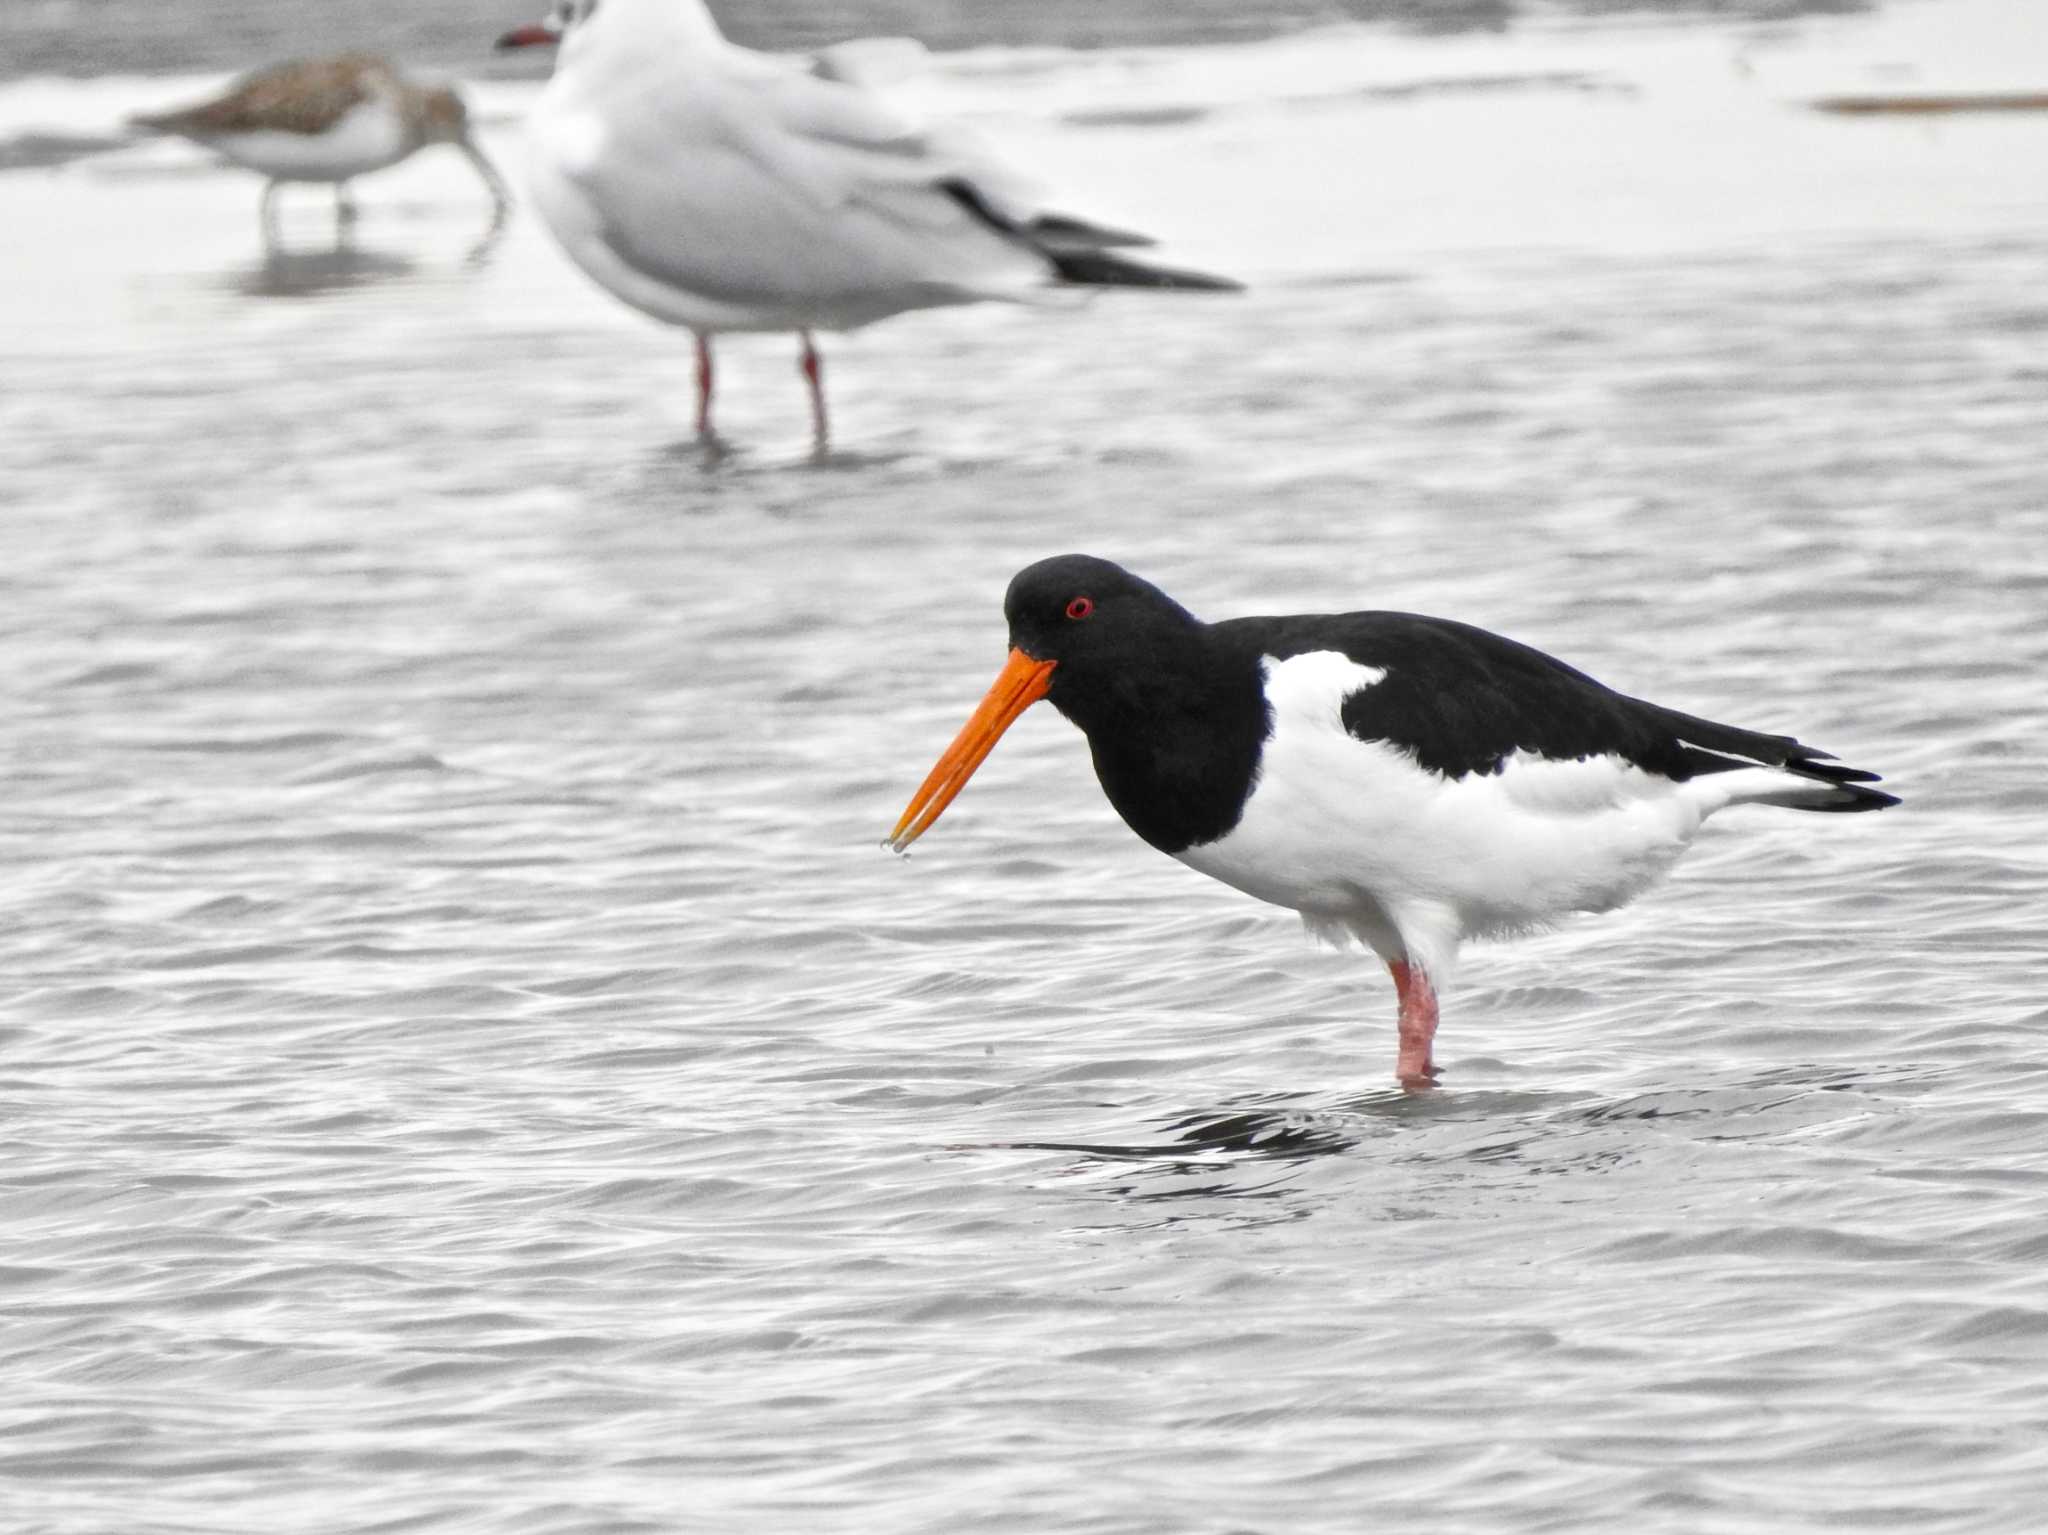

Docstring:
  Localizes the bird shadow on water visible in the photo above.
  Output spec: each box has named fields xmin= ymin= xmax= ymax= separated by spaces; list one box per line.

xmin=230 ymin=243 xmax=418 ymax=298
xmin=223 ymin=214 xmax=504 ymax=298
xmin=796 ymin=444 xmax=927 ymax=474
xmin=959 ymin=1060 xmax=1912 ymax=1220
xmin=979 ymin=1082 xmax=1579 ymax=1170
xmin=634 ymin=436 xmax=929 ymax=508
xmin=963 ymin=1086 xmax=1578 ymax=1229
xmin=650 ymin=436 xmax=924 ymax=476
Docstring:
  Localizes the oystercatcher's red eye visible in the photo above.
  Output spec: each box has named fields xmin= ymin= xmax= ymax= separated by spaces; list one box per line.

xmin=1065 ymin=596 xmax=1095 ymax=621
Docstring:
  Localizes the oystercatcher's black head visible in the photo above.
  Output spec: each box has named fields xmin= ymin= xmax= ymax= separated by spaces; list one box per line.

xmin=1004 ymin=554 xmax=1201 ymax=704
xmin=887 ymin=555 xmax=1205 ymax=852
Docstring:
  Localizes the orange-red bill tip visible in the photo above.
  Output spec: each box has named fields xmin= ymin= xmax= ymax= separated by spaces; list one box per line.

xmin=495 ymin=23 xmax=561 ymax=50
xmin=887 ymin=649 xmax=1056 ymax=853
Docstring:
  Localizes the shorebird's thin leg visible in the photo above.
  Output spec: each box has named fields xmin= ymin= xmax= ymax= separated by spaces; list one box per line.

xmin=1388 ymin=959 xmax=1441 ymax=1090
xmin=798 ymin=330 xmax=828 ymax=454
xmin=693 ymin=333 xmax=715 ymax=442
xmin=459 ymin=138 xmax=512 ymax=225
xmin=260 ymin=181 xmax=283 ymax=248
xmin=335 ymin=181 xmax=358 ymax=229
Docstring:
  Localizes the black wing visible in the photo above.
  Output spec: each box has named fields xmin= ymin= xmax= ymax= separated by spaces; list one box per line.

xmin=1228 ymin=611 xmax=1896 ymax=805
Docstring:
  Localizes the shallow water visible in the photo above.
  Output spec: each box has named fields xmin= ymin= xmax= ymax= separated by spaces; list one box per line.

xmin=0 ymin=0 xmax=1877 ymax=79
xmin=4 ymin=2 xmax=2048 ymax=1531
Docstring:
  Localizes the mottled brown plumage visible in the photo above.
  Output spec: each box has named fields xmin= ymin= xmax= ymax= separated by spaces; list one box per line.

xmin=131 ymin=52 xmax=508 ymax=243
xmin=137 ymin=53 xmax=402 ymax=140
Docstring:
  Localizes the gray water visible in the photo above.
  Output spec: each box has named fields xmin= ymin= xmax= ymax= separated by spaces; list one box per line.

xmin=0 ymin=0 xmax=1876 ymax=80
xmin=4 ymin=4 xmax=2048 ymax=1532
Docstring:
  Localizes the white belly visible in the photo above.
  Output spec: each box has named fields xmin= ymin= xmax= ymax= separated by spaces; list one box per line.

xmin=201 ymin=101 xmax=412 ymax=182
xmin=1172 ymin=652 xmax=1715 ymax=971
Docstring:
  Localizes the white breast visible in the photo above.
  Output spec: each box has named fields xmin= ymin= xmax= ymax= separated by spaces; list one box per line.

xmin=534 ymin=108 xmax=609 ymax=179
xmin=202 ymin=100 xmax=411 ymax=182
xmin=525 ymin=83 xmax=751 ymax=332
xmin=1173 ymin=651 xmax=1720 ymax=977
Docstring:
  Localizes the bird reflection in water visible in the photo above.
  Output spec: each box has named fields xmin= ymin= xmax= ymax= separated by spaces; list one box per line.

xmin=987 ymin=1092 xmax=1395 ymax=1172
xmin=235 ymin=245 xmax=417 ymax=297
xmin=231 ymin=203 xmax=507 ymax=296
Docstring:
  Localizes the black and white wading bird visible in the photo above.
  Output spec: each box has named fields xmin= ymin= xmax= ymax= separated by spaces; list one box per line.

xmin=495 ymin=0 xmax=1239 ymax=451
xmin=887 ymin=556 xmax=1899 ymax=1090
xmin=132 ymin=54 xmax=510 ymax=244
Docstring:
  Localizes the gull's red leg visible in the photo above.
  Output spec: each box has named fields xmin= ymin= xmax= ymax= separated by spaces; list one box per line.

xmin=694 ymin=333 xmax=715 ymax=441
xmin=1389 ymin=959 xmax=1441 ymax=1090
xmin=799 ymin=330 xmax=828 ymax=453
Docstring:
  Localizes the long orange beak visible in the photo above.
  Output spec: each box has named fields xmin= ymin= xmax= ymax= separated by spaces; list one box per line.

xmin=887 ymin=648 xmax=1056 ymax=852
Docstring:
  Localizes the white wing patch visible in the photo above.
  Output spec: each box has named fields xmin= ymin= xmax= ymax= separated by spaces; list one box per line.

xmin=1175 ymin=649 xmax=1404 ymax=926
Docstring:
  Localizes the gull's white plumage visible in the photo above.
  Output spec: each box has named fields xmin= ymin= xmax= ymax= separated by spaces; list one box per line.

xmin=528 ymin=4 xmax=1048 ymax=335
xmin=511 ymin=0 xmax=1235 ymax=445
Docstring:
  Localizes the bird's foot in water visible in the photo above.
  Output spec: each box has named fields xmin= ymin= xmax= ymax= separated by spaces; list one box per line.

xmin=1396 ymin=1061 xmax=1442 ymax=1094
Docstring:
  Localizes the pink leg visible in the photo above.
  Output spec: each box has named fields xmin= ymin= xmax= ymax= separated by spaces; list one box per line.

xmin=799 ymin=330 xmax=828 ymax=452
xmin=694 ymin=333 xmax=715 ymax=441
xmin=1388 ymin=959 xmax=1441 ymax=1090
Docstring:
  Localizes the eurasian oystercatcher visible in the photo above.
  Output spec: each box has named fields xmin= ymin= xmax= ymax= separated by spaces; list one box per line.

xmin=494 ymin=0 xmax=1238 ymax=451
xmin=132 ymin=54 xmax=509 ymax=244
xmin=888 ymin=555 xmax=1899 ymax=1089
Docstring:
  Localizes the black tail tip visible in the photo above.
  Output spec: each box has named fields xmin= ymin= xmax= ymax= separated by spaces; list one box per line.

xmin=1813 ymin=782 xmax=1901 ymax=813
xmin=1047 ymin=248 xmax=1244 ymax=292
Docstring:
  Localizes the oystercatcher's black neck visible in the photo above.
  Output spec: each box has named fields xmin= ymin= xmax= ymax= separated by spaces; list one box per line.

xmin=1005 ymin=555 xmax=1267 ymax=853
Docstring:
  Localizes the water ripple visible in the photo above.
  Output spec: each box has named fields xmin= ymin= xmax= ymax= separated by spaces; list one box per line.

xmin=5 ymin=14 xmax=2048 ymax=1534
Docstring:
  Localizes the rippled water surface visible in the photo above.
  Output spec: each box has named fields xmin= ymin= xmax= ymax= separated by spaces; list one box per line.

xmin=4 ymin=3 xmax=2047 ymax=1531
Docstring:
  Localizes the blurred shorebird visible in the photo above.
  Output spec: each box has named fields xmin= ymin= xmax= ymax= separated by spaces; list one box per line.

xmin=495 ymin=0 xmax=1239 ymax=453
xmin=132 ymin=53 xmax=510 ymax=244
xmin=889 ymin=556 xmax=1900 ymax=1090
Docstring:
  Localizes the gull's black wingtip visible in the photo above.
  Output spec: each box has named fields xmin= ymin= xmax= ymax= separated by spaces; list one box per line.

xmin=937 ymin=178 xmax=1243 ymax=293
xmin=1043 ymin=248 xmax=1244 ymax=292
